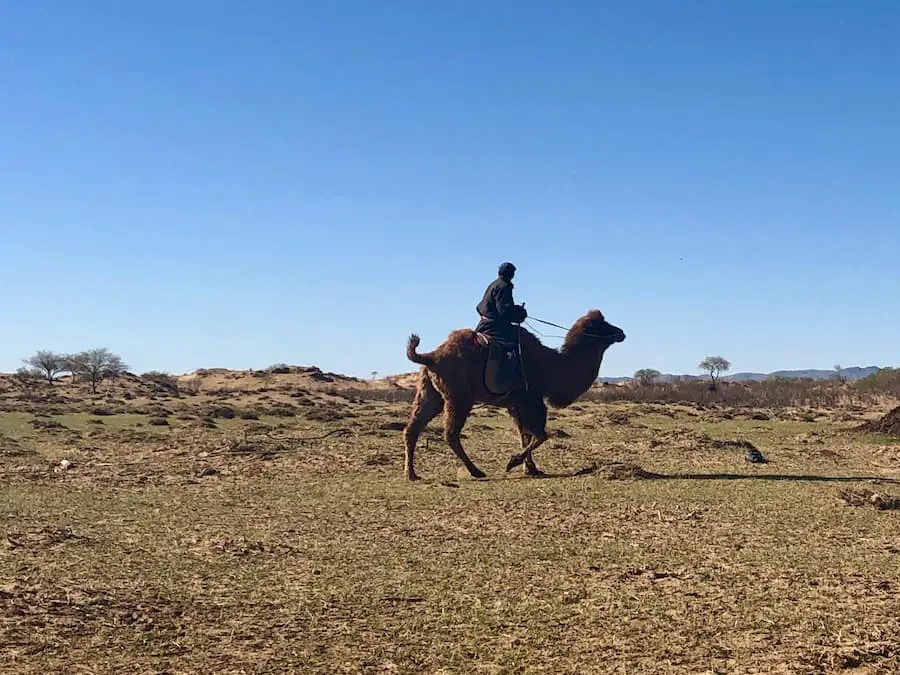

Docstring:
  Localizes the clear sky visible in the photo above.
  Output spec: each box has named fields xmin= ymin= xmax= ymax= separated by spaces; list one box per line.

xmin=2 ymin=1 xmax=898 ymax=379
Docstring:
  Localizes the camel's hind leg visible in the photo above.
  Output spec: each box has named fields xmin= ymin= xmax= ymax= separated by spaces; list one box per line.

xmin=403 ymin=372 xmax=444 ymax=481
xmin=506 ymin=397 xmax=549 ymax=477
xmin=441 ymin=395 xmax=486 ymax=479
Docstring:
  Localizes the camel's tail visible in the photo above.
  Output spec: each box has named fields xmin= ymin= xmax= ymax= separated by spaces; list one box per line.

xmin=406 ymin=334 xmax=436 ymax=368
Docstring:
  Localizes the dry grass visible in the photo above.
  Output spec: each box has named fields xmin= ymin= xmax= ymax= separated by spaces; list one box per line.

xmin=2 ymin=380 xmax=900 ymax=674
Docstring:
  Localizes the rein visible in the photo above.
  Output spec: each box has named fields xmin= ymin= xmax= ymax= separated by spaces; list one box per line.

xmin=526 ymin=317 xmax=569 ymax=332
xmin=524 ymin=317 xmax=620 ymax=342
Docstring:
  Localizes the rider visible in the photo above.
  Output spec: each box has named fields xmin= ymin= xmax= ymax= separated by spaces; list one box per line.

xmin=475 ymin=262 xmax=528 ymax=345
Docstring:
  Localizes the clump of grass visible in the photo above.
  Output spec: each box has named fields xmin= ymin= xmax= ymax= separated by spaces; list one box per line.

xmin=30 ymin=418 xmax=65 ymax=431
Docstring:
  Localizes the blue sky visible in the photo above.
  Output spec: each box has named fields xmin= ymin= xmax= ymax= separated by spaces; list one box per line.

xmin=2 ymin=1 xmax=898 ymax=379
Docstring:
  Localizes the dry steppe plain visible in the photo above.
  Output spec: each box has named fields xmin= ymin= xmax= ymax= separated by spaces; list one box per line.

xmin=1 ymin=367 xmax=899 ymax=674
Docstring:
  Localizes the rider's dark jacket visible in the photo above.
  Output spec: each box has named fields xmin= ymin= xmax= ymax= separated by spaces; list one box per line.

xmin=475 ymin=276 xmax=527 ymax=345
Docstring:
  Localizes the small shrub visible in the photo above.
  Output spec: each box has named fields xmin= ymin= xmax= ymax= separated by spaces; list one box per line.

xmin=205 ymin=406 xmax=236 ymax=419
xmin=179 ymin=378 xmax=201 ymax=395
xmin=238 ymin=409 xmax=260 ymax=420
xmin=30 ymin=418 xmax=64 ymax=430
xmin=141 ymin=371 xmax=179 ymax=392
xmin=305 ymin=407 xmax=345 ymax=422
xmin=91 ymin=408 xmax=114 ymax=416
xmin=267 ymin=405 xmax=297 ymax=418
xmin=148 ymin=417 xmax=169 ymax=426
xmin=267 ymin=364 xmax=292 ymax=375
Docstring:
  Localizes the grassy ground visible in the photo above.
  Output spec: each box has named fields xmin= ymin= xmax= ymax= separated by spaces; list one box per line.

xmin=1 ymin=384 xmax=899 ymax=674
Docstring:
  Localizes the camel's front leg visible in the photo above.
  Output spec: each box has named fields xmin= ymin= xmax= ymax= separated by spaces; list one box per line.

xmin=506 ymin=397 xmax=549 ymax=476
xmin=506 ymin=411 xmax=532 ymax=472
xmin=521 ymin=434 xmax=550 ymax=477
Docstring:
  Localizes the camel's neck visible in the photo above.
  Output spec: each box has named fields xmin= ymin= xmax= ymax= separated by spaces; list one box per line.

xmin=546 ymin=343 xmax=607 ymax=407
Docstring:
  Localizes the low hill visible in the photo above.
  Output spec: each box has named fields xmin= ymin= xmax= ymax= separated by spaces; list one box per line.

xmin=599 ymin=366 xmax=884 ymax=384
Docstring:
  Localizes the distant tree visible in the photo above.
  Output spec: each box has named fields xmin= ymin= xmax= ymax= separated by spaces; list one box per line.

xmin=633 ymin=368 xmax=662 ymax=387
xmin=833 ymin=364 xmax=846 ymax=383
xmin=699 ymin=356 xmax=731 ymax=386
xmin=22 ymin=350 xmax=66 ymax=384
xmin=371 ymin=371 xmax=379 ymax=381
xmin=67 ymin=349 xmax=128 ymax=394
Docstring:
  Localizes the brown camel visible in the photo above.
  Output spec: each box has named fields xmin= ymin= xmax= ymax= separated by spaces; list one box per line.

xmin=403 ymin=310 xmax=626 ymax=480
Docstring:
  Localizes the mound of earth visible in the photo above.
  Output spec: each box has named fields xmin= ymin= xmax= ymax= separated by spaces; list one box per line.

xmin=575 ymin=461 xmax=661 ymax=480
xmin=855 ymin=406 xmax=900 ymax=436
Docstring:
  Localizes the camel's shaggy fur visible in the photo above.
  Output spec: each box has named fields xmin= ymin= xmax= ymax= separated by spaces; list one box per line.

xmin=403 ymin=310 xmax=626 ymax=480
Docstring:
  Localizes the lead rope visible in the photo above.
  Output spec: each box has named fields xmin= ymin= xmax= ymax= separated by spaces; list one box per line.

xmin=515 ymin=324 xmax=530 ymax=391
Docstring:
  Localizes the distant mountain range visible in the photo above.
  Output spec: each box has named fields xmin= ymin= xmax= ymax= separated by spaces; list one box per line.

xmin=599 ymin=366 xmax=884 ymax=384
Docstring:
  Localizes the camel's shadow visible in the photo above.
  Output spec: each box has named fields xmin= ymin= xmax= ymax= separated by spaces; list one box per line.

xmin=658 ymin=472 xmax=899 ymax=484
xmin=441 ymin=466 xmax=900 ymax=485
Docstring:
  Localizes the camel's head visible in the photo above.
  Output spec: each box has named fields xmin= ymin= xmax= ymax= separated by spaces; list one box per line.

xmin=571 ymin=310 xmax=626 ymax=349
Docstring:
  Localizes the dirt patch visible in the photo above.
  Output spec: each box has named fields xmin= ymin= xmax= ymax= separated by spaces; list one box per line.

xmin=0 ymin=582 xmax=190 ymax=658
xmin=5 ymin=525 xmax=87 ymax=550
xmin=838 ymin=487 xmax=900 ymax=511
xmin=378 ymin=421 xmax=406 ymax=431
xmin=856 ymin=406 xmax=900 ymax=437
xmin=650 ymin=429 xmax=767 ymax=461
xmin=576 ymin=461 xmax=660 ymax=480
xmin=606 ymin=411 xmax=633 ymax=425
xmin=305 ymin=406 xmax=353 ymax=422
xmin=364 ymin=453 xmax=394 ymax=466
xmin=0 ymin=435 xmax=34 ymax=458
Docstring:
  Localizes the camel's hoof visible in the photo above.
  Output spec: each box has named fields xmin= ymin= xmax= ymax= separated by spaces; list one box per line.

xmin=469 ymin=468 xmax=488 ymax=480
xmin=506 ymin=454 xmax=525 ymax=472
xmin=525 ymin=468 xmax=548 ymax=478
xmin=405 ymin=472 xmax=420 ymax=481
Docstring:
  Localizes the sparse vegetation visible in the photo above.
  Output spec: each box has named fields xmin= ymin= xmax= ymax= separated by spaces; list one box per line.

xmin=13 ymin=367 xmax=42 ymax=391
xmin=140 ymin=370 xmax=179 ymax=392
xmin=589 ymin=371 xmax=900 ymax=409
xmin=2 ymin=358 xmax=899 ymax=673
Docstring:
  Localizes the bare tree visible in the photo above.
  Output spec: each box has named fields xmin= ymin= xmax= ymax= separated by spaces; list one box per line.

xmin=22 ymin=350 xmax=67 ymax=384
xmin=67 ymin=349 xmax=128 ymax=394
xmin=699 ymin=356 xmax=731 ymax=386
xmin=633 ymin=368 xmax=662 ymax=387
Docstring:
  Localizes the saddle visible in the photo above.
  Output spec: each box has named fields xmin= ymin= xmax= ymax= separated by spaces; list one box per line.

xmin=473 ymin=332 xmax=527 ymax=395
